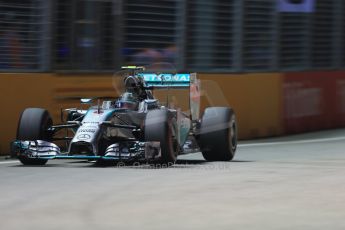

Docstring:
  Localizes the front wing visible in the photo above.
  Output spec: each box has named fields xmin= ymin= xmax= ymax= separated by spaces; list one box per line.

xmin=11 ymin=140 xmax=161 ymax=162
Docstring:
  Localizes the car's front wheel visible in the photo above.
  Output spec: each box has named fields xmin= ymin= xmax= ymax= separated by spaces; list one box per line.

xmin=144 ymin=109 xmax=178 ymax=166
xmin=16 ymin=108 xmax=53 ymax=165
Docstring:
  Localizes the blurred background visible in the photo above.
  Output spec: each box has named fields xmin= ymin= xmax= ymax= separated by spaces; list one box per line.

xmin=0 ymin=0 xmax=341 ymax=72
xmin=1 ymin=0 xmax=345 ymax=154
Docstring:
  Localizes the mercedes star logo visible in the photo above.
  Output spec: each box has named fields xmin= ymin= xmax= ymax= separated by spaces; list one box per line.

xmin=77 ymin=134 xmax=91 ymax=140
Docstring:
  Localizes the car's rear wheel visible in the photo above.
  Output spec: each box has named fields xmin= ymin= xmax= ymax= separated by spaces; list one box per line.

xmin=16 ymin=108 xmax=52 ymax=165
xmin=199 ymin=107 xmax=237 ymax=161
xmin=145 ymin=109 xmax=177 ymax=166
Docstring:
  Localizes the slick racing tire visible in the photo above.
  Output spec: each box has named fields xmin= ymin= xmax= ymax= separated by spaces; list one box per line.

xmin=16 ymin=108 xmax=53 ymax=165
xmin=199 ymin=107 xmax=237 ymax=161
xmin=145 ymin=109 xmax=177 ymax=166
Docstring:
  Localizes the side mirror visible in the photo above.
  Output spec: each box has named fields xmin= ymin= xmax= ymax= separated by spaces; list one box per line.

xmin=80 ymin=98 xmax=93 ymax=104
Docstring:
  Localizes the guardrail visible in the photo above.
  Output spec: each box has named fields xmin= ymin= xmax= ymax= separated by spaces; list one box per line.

xmin=1 ymin=71 xmax=345 ymax=154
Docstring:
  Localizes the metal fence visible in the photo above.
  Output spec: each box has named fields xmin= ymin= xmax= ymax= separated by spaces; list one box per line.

xmin=0 ymin=0 xmax=50 ymax=71
xmin=0 ymin=0 xmax=343 ymax=73
xmin=122 ymin=0 xmax=178 ymax=67
xmin=54 ymin=0 xmax=118 ymax=71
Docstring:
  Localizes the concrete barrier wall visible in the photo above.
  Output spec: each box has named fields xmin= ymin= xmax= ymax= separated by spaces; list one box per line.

xmin=0 ymin=74 xmax=54 ymax=155
xmin=283 ymin=71 xmax=345 ymax=134
xmin=0 ymin=72 xmax=310 ymax=155
xmin=0 ymin=73 xmax=116 ymax=155
xmin=198 ymin=74 xmax=283 ymax=139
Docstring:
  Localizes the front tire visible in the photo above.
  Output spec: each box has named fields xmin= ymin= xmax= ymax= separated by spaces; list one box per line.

xmin=199 ymin=107 xmax=237 ymax=161
xmin=144 ymin=110 xmax=177 ymax=165
xmin=16 ymin=108 xmax=53 ymax=165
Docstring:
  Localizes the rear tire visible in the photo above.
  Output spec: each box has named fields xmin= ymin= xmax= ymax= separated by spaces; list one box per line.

xmin=199 ymin=107 xmax=237 ymax=161
xmin=144 ymin=110 xmax=177 ymax=166
xmin=16 ymin=108 xmax=52 ymax=165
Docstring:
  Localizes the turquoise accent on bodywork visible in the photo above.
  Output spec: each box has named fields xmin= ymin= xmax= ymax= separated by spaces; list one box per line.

xmin=138 ymin=73 xmax=190 ymax=87
xmin=29 ymin=155 xmax=136 ymax=160
xmin=13 ymin=140 xmax=29 ymax=149
xmin=179 ymin=125 xmax=190 ymax=146
xmin=176 ymin=113 xmax=191 ymax=146
xmin=37 ymin=155 xmax=140 ymax=161
xmin=54 ymin=155 xmax=102 ymax=160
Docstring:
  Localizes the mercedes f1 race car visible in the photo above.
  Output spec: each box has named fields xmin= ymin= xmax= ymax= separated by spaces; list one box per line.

xmin=11 ymin=66 xmax=237 ymax=166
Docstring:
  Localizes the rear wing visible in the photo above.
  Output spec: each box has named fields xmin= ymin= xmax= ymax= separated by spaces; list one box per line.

xmin=139 ymin=73 xmax=200 ymax=120
xmin=138 ymin=73 xmax=190 ymax=88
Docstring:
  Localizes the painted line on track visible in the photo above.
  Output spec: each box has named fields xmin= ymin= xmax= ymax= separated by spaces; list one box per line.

xmin=0 ymin=160 xmax=19 ymax=165
xmin=239 ymin=136 xmax=345 ymax=147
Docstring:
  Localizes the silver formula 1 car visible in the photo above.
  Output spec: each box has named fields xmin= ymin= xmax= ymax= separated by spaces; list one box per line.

xmin=12 ymin=66 xmax=237 ymax=166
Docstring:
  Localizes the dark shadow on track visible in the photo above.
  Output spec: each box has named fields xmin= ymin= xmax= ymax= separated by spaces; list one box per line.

xmin=175 ymin=159 xmax=206 ymax=165
xmin=8 ymin=159 xmax=254 ymax=169
xmin=231 ymin=160 xmax=254 ymax=163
